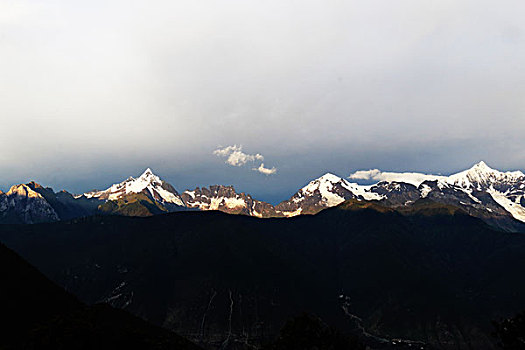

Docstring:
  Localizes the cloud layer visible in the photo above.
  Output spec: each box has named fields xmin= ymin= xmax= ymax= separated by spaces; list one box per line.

xmin=348 ymin=169 xmax=446 ymax=187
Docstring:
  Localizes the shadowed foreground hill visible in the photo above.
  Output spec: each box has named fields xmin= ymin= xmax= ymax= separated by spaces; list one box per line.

xmin=0 ymin=241 xmax=202 ymax=350
xmin=1 ymin=199 xmax=525 ymax=349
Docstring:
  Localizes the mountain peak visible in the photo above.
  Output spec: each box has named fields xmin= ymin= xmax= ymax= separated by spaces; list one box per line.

xmin=317 ymin=173 xmax=343 ymax=183
xmin=135 ymin=168 xmax=163 ymax=187
xmin=470 ymin=161 xmax=493 ymax=172
xmin=6 ymin=184 xmax=42 ymax=199
xmin=140 ymin=168 xmax=155 ymax=178
xmin=83 ymin=169 xmax=184 ymax=206
xmin=27 ymin=181 xmax=44 ymax=189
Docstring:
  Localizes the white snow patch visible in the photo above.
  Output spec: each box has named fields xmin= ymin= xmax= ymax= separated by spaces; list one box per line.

xmin=343 ymin=182 xmax=384 ymax=201
xmin=184 ymin=190 xmax=196 ymax=199
xmin=420 ymin=184 xmax=432 ymax=198
xmin=281 ymin=208 xmax=303 ymax=217
xmin=296 ymin=173 xmax=383 ymax=207
xmin=488 ymin=188 xmax=525 ymax=223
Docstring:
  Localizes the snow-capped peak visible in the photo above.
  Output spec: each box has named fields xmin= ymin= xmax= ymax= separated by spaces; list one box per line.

xmin=83 ymin=168 xmax=184 ymax=206
xmin=345 ymin=161 xmax=525 ymax=224
xmin=463 ymin=161 xmax=496 ymax=178
xmin=300 ymin=173 xmax=345 ymax=196
xmin=128 ymin=168 xmax=163 ymax=192
xmin=447 ymin=161 xmax=525 ymax=190
xmin=292 ymin=173 xmax=382 ymax=207
xmin=317 ymin=173 xmax=345 ymax=183
xmin=472 ymin=160 xmax=490 ymax=170
xmin=140 ymin=168 xmax=155 ymax=179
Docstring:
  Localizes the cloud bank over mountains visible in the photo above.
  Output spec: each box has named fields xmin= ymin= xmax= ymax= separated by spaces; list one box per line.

xmin=348 ymin=169 xmax=446 ymax=187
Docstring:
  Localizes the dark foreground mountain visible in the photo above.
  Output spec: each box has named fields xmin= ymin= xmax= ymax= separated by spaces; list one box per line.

xmin=1 ymin=199 xmax=524 ymax=349
xmin=263 ymin=313 xmax=366 ymax=350
xmin=492 ymin=310 xmax=525 ymax=349
xmin=0 ymin=240 xmax=202 ymax=350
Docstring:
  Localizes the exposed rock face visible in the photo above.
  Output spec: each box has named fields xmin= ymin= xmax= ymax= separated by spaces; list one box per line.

xmin=182 ymin=185 xmax=279 ymax=217
xmin=1 ymin=184 xmax=59 ymax=224
xmin=0 ymin=182 xmax=103 ymax=224
xmin=372 ymin=181 xmax=421 ymax=206
xmin=25 ymin=182 xmax=100 ymax=221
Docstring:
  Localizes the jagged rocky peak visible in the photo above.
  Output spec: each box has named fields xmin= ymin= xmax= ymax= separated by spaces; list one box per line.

xmin=184 ymin=185 xmax=245 ymax=198
xmin=26 ymin=181 xmax=44 ymax=189
xmin=182 ymin=185 xmax=249 ymax=210
xmin=1 ymin=183 xmax=59 ymax=224
xmin=374 ymin=181 xmax=418 ymax=192
xmin=181 ymin=185 xmax=279 ymax=217
xmin=6 ymin=183 xmax=43 ymax=198
xmin=25 ymin=181 xmax=61 ymax=197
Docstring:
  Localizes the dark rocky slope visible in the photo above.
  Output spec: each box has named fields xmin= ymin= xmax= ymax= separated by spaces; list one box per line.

xmin=0 ymin=240 xmax=202 ymax=350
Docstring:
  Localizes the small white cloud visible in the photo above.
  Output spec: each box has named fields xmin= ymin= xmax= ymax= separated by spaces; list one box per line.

xmin=214 ymin=145 xmax=277 ymax=174
xmin=253 ymin=163 xmax=277 ymax=175
xmin=348 ymin=169 xmax=445 ymax=186
xmin=213 ymin=145 xmax=264 ymax=166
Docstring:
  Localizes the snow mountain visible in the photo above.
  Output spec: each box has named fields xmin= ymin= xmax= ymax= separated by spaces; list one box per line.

xmin=83 ymin=168 xmax=185 ymax=207
xmin=274 ymin=173 xmax=383 ymax=216
xmin=277 ymin=161 xmax=525 ymax=231
xmin=1 ymin=162 xmax=525 ymax=231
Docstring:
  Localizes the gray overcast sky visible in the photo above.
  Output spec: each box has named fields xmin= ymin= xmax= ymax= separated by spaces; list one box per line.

xmin=1 ymin=0 xmax=525 ymax=203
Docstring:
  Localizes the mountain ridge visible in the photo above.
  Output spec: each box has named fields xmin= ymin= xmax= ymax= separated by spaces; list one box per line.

xmin=2 ymin=161 xmax=525 ymax=231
